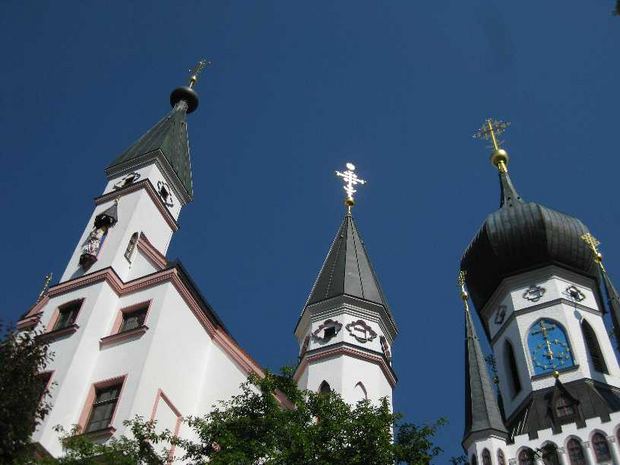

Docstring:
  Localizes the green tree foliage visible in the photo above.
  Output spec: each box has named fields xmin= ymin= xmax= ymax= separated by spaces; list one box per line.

xmin=0 ymin=320 xmax=53 ymax=463
xmin=42 ymin=367 xmax=446 ymax=464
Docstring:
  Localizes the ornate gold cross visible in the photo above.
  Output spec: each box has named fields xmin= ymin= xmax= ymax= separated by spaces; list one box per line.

xmin=335 ymin=163 xmax=366 ymax=212
xmin=473 ymin=119 xmax=511 ymax=151
xmin=37 ymin=272 xmax=53 ymax=302
xmin=581 ymin=232 xmax=605 ymax=270
xmin=532 ymin=320 xmax=556 ymax=339
xmin=458 ymin=270 xmax=470 ymax=310
xmin=188 ymin=59 xmax=212 ymax=88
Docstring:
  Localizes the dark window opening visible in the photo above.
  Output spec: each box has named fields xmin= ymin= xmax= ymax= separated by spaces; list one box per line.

xmin=567 ymin=439 xmax=586 ymax=465
xmin=505 ymin=341 xmax=522 ymax=396
xmin=37 ymin=372 xmax=52 ymax=401
xmin=54 ymin=302 xmax=82 ymax=330
xmin=582 ymin=320 xmax=608 ymax=374
xmin=324 ymin=326 xmax=336 ymax=339
xmin=592 ymin=432 xmax=611 ymax=462
xmin=556 ymin=395 xmax=575 ymax=418
xmin=542 ymin=444 xmax=561 ymax=465
xmin=482 ymin=449 xmax=491 ymax=465
xmin=119 ymin=307 xmax=148 ymax=333
xmin=518 ymin=449 xmax=535 ymax=465
xmin=497 ymin=450 xmax=506 ymax=465
xmin=319 ymin=381 xmax=331 ymax=394
xmin=471 ymin=455 xmax=478 ymax=465
xmin=159 ymin=186 xmax=169 ymax=201
xmin=124 ymin=232 xmax=139 ymax=262
xmin=86 ymin=383 xmax=122 ymax=433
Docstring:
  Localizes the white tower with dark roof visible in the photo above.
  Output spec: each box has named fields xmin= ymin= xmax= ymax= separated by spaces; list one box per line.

xmin=293 ymin=164 xmax=398 ymax=406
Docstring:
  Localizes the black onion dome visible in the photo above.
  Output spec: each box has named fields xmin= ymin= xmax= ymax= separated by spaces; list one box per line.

xmin=461 ymin=170 xmax=597 ymax=311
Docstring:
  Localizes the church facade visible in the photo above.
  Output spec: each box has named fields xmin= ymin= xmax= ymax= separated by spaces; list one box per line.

xmin=461 ymin=123 xmax=620 ymax=465
xmin=16 ymin=75 xmax=397 ymax=459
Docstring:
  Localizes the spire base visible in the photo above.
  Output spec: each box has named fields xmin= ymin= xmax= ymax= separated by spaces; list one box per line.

xmin=170 ymin=86 xmax=199 ymax=114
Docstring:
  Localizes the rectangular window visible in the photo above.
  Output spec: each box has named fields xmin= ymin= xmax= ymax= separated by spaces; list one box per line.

xmin=53 ymin=301 xmax=82 ymax=330
xmin=86 ymin=384 xmax=122 ymax=433
xmin=119 ymin=307 xmax=148 ymax=333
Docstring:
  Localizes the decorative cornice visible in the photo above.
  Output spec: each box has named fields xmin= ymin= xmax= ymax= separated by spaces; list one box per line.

xmin=95 ymin=179 xmax=179 ymax=232
xmin=136 ymin=233 xmax=168 ymax=269
xmin=16 ymin=312 xmax=43 ymax=330
xmin=100 ymin=326 xmax=148 ymax=347
xmin=38 ymin=324 xmax=79 ymax=342
xmin=295 ymin=341 xmax=397 ymax=388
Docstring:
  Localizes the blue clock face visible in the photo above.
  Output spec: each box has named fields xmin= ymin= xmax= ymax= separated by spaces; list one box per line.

xmin=528 ymin=319 xmax=574 ymax=375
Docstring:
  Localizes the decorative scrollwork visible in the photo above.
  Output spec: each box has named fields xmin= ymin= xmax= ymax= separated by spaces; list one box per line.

xmin=523 ymin=285 xmax=546 ymax=302
xmin=312 ymin=319 xmax=342 ymax=342
xmin=346 ymin=320 xmax=377 ymax=343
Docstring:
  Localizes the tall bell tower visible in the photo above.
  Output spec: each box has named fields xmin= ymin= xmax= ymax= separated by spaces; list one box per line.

xmin=459 ymin=119 xmax=620 ymax=464
xmin=294 ymin=164 xmax=398 ymax=406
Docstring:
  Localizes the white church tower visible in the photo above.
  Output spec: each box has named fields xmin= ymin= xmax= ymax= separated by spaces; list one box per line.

xmin=294 ymin=164 xmax=398 ymax=406
xmin=17 ymin=64 xmax=268 ymax=459
xmin=460 ymin=119 xmax=620 ymax=465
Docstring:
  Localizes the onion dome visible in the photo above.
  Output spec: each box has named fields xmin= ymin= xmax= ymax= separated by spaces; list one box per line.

xmin=461 ymin=121 xmax=597 ymax=312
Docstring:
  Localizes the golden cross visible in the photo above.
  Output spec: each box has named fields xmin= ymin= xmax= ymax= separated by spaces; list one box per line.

xmin=581 ymin=232 xmax=605 ymax=270
xmin=473 ymin=119 xmax=511 ymax=151
xmin=188 ymin=59 xmax=212 ymax=88
xmin=37 ymin=272 xmax=53 ymax=302
xmin=458 ymin=270 xmax=470 ymax=310
xmin=335 ymin=162 xmax=366 ymax=213
xmin=532 ymin=320 xmax=556 ymax=339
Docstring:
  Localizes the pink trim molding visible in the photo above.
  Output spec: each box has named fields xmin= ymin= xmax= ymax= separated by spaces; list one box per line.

xmin=295 ymin=345 xmax=397 ymax=388
xmin=95 ymin=180 xmax=179 ymax=232
xmin=137 ymin=233 xmax=168 ymax=269
xmin=38 ymin=324 xmax=79 ymax=342
xmin=100 ymin=326 xmax=148 ymax=347
xmin=17 ymin=312 xmax=43 ymax=330
xmin=149 ymin=389 xmax=182 ymax=461
xmin=45 ymin=299 xmax=85 ymax=333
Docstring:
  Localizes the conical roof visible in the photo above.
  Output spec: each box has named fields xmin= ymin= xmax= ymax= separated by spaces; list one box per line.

xmin=600 ymin=268 xmax=620 ymax=350
xmin=463 ymin=306 xmax=508 ymax=446
xmin=305 ymin=214 xmax=391 ymax=314
xmin=106 ymin=100 xmax=194 ymax=199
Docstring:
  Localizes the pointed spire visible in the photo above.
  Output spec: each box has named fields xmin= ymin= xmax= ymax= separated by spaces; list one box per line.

xmin=106 ymin=62 xmax=210 ymax=202
xmin=306 ymin=214 xmax=390 ymax=312
xmin=459 ymin=271 xmax=508 ymax=446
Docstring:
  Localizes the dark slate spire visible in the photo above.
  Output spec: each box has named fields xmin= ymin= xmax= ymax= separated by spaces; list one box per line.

xmin=463 ymin=306 xmax=508 ymax=446
xmin=499 ymin=170 xmax=523 ymax=208
xmin=600 ymin=268 xmax=620 ymax=351
xmin=305 ymin=214 xmax=391 ymax=313
xmin=106 ymin=99 xmax=194 ymax=199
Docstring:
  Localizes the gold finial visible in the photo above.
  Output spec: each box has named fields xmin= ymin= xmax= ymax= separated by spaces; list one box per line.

xmin=552 ymin=370 xmax=560 ymax=379
xmin=188 ymin=60 xmax=212 ymax=88
xmin=335 ymin=163 xmax=367 ymax=215
xmin=37 ymin=272 xmax=53 ymax=302
xmin=473 ymin=119 xmax=511 ymax=173
xmin=458 ymin=270 xmax=470 ymax=310
xmin=581 ymin=232 xmax=605 ymax=271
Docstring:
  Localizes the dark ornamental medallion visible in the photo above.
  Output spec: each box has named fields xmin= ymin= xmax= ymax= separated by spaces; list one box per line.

xmin=114 ymin=172 xmax=141 ymax=189
xmin=494 ymin=305 xmax=507 ymax=325
xmin=564 ymin=285 xmax=585 ymax=302
xmin=157 ymin=181 xmax=174 ymax=207
xmin=523 ymin=285 xmax=546 ymax=302
xmin=346 ymin=320 xmax=377 ymax=343
xmin=312 ymin=319 xmax=342 ymax=342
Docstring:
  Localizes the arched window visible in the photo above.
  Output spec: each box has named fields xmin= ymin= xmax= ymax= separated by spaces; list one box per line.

xmin=582 ymin=320 xmax=608 ymax=374
xmin=592 ymin=432 xmax=611 ymax=462
xmin=567 ymin=438 xmax=586 ymax=465
xmin=497 ymin=449 xmax=506 ymax=465
xmin=542 ymin=443 xmax=561 ymax=465
xmin=352 ymin=382 xmax=368 ymax=404
xmin=471 ymin=455 xmax=478 ymax=465
xmin=319 ymin=381 xmax=331 ymax=394
xmin=528 ymin=319 xmax=574 ymax=375
xmin=124 ymin=232 xmax=139 ymax=262
xmin=505 ymin=341 xmax=522 ymax=396
xmin=482 ymin=449 xmax=491 ymax=465
xmin=518 ymin=448 xmax=535 ymax=465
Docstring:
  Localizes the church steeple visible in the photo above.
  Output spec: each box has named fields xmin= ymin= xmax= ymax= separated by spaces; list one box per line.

xmin=459 ymin=272 xmax=508 ymax=449
xmin=294 ymin=163 xmax=397 ymax=406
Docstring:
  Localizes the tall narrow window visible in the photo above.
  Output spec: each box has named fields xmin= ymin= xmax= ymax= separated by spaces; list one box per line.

xmin=567 ymin=439 xmax=586 ymax=465
xmin=505 ymin=341 xmax=522 ymax=396
xmin=592 ymin=432 xmax=611 ymax=462
xmin=497 ymin=449 xmax=506 ymax=465
xmin=518 ymin=449 xmax=535 ymax=465
xmin=471 ymin=455 xmax=478 ymax=465
xmin=124 ymin=232 xmax=139 ymax=263
xmin=53 ymin=301 xmax=82 ymax=330
xmin=482 ymin=449 xmax=491 ymax=465
xmin=582 ymin=320 xmax=608 ymax=374
xmin=86 ymin=383 xmax=122 ymax=433
xmin=542 ymin=443 xmax=561 ymax=465
xmin=319 ymin=381 xmax=331 ymax=394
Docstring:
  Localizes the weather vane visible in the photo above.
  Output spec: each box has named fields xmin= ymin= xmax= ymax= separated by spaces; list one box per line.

xmin=188 ymin=59 xmax=212 ymax=88
xmin=473 ymin=118 xmax=511 ymax=173
xmin=37 ymin=272 xmax=53 ymax=303
xmin=581 ymin=232 xmax=606 ymax=271
xmin=335 ymin=163 xmax=366 ymax=214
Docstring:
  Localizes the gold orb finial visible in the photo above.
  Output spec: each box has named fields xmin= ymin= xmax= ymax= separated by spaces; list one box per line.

xmin=553 ymin=370 xmax=560 ymax=379
xmin=473 ymin=119 xmax=511 ymax=173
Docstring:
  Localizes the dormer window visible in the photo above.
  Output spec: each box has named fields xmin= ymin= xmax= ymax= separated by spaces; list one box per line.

xmin=555 ymin=395 xmax=575 ymax=418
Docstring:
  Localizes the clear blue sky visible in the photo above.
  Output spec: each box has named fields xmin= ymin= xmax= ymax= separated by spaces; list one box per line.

xmin=1 ymin=1 xmax=619 ymax=460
